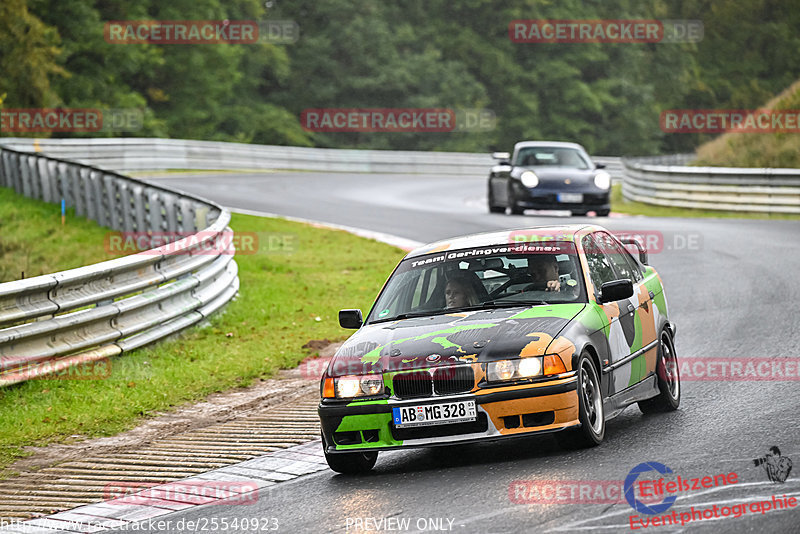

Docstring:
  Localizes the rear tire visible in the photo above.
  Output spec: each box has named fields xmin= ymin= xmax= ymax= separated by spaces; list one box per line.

xmin=556 ymin=351 xmax=605 ymax=449
xmin=597 ymin=209 xmax=610 ymax=217
xmin=322 ymin=432 xmax=377 ymax=474
xmin=638 ymin=330 xmax=681 ymax=414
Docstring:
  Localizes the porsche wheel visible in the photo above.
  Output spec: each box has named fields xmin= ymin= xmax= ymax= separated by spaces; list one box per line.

xmin=488 ymin=187 xmax=505 ymax=213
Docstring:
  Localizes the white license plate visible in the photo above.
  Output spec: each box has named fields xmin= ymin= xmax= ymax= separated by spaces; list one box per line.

xmin=558 ymin=193 xmax=584 ymax=203
xmin=392 ymin=400 xmax=476 ymax=428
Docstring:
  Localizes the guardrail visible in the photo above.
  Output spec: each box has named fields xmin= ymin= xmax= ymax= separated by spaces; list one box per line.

xmin=622 ymin=155 xmax=800 ymax=214
xmin=0 ymin=146 xmax=240 ymax=387
xmin=0 ymin=138 xmax=625 ymax=181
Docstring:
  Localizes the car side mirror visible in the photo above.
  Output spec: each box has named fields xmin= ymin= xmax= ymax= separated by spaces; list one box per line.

xmin=599 ymin=279 xmax=634 ymax=303
xmin=492 ymin=152 xmax=511 ymax=165
xmin=339 ymin=309 xmax=363 ymax=329
xmin=595 ymin=162 xmax=606 ymax=169
xmin=617 ymin=237 xmax=649 ymax=265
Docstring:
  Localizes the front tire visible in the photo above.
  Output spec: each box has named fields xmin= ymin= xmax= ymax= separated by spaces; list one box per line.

xmin=507 ymin=187 xmax=524 ymax=215
xmin=488 ymin=187 xmax=505 ymax=213
xmin=557 ymin=352 xmax=605 ymax=448
xmin=322 ymin=433 xmax=378 ymax=474
xmin=638 ymin=330 xmax=681 ymax=414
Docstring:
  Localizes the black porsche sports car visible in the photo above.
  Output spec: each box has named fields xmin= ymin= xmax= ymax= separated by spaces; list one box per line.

xmin=488 ymin=141 xmax=611 ymax=216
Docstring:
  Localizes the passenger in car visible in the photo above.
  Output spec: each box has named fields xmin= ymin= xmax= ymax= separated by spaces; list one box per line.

xmin=444 ymin=272 xmax=481 ymax=308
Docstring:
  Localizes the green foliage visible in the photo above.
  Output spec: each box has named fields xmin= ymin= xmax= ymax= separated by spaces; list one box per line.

xmin=1 ymin=0 xmax=798 ymax=156
xmin=0 ymin=0 xmax=65 ymax=112
xmin=695 ymin=81 xmax=800 ymax=168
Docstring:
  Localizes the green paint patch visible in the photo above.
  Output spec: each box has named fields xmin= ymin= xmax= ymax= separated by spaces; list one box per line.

xmin=360 ymin=323 xmax=497 ymax=364
xmin=628 ymin=354 xmax=647 ymax=387
xmin=335 ymin=412 xmax=399 ymax=449
xmin=509 ymin=303 xmax=585 ymax=321
xmin=431 ymin=336 xmax=461 ymax=351
xmin=631 ymin=312 xmax=644 ymax=353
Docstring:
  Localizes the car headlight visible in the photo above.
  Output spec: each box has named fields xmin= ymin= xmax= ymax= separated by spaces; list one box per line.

xmin=336 ymin=376 xmax=361 ymax=398
xmin=518 ymin=357 xmax=543 ymax=377
xmin=486 ymin=355 xmax=566 ymax=383
xmin=594 ymin=171 xmax=611 ymax=190
xmin=324 ymin=374 xmax=385 ymax=399
xmin=520 ymin=171 xmax=539 ymax=188
xmin=488 ymin=360 xmax=515 ymax=381
xmin=360 ymin=375 xmax=383 ymax=395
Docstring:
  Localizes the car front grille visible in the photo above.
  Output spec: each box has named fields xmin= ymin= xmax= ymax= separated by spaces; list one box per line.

xmin=393 ymin=366 xmax=474 ymax=399
xmin=393 ymin=371 xmax=432 ymax=398
xmin=433 ymin=366 xmax=474 ymax=395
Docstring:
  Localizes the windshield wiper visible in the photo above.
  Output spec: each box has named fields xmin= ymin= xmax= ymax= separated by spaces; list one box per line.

xmin=446 ymin=300 xmax=549 ymax=313
xmin=483 ymin=299 xmax=549 ymax=306
xmin=370 ymin=310 xmax=444 ymax=323
xmin=370 ymin=300 xmax=550 ymax=323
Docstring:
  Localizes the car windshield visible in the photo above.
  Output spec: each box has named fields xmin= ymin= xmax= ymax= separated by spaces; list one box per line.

xmin=515 ymin=147 xmax=591 ymax=169
xmin=367 ymin=241 xmax=586 ymax=323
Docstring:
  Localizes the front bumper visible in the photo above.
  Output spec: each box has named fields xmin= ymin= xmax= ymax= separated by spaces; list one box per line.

xmin=319 ymin=375 xmax=579 ymax=453
xmin=511 ymin=183 xmax=610 ymax=212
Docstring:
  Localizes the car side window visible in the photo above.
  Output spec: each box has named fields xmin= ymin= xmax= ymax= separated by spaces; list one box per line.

xmin=582 ymin=234 xmax=618 ymax=293
xmin=595 ymin=232 xmax=643 ymax=283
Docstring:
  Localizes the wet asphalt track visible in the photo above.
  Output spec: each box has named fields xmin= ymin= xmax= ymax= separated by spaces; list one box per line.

xmin=124 ymin=171 xmax=800 ymax=533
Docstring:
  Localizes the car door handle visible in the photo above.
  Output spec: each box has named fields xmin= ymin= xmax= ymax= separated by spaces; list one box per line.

xmin=627 ymin=303 xmax=635 ymax=312
xmin=649 ymin=290 xmax=655 ymax=299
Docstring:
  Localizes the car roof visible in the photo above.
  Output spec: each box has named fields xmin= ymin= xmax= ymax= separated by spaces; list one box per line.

xmin=405 ymin=224 xmax=605 ymax=259
xmin=513 ymin=141 xmax=587 ymax=151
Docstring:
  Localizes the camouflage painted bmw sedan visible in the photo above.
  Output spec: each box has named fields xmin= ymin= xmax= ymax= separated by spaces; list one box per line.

xmin=318 ymin=225 xmax=680 ymax=473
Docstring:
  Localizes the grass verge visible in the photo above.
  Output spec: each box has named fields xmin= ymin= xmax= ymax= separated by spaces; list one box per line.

xmin=610 ymin=184 xmax=800 ymax=220
xmin=0 ymin=187 xmax=121 ymax=282
xmin=0 ymin=193 xmax=405 ymax=471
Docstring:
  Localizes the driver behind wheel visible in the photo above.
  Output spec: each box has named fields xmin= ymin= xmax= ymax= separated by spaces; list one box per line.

xmin=526 ymin=254 xmax=561 ymax=292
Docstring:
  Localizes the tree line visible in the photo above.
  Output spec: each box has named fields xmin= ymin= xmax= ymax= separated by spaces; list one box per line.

xmin=1 ymin=0 xmax=798 ymax=156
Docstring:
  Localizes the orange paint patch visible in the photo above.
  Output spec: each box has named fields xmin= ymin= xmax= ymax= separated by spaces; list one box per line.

xmin=480 ymin=390 xmax=579 ymax=435
xmin=520 ymin=333 xmax=554 ymax=357
xmin=547 ymin=336 xmax=577 ymax=371
xmin=602 ymin=301 xmax=621 ymax=323
xmin=636 ymin=286 xmax=658 ymax=374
